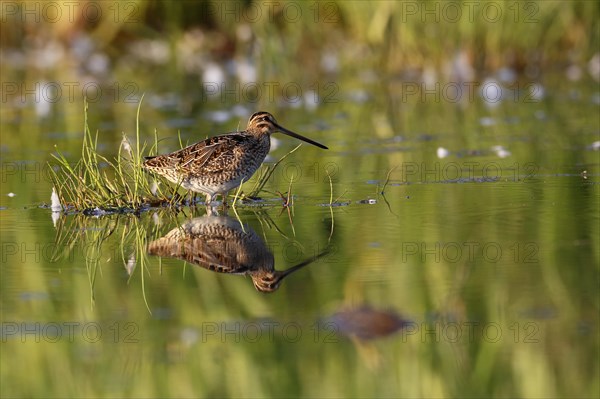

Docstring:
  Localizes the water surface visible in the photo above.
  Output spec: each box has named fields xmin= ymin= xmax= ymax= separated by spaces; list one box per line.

xmin=1 ymin=70 xmax=599 ymax=398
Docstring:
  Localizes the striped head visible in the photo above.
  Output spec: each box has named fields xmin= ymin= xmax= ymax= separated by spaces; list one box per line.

xmin=249 ymin=250 xmax=329 ymax=293
xmin=251 ymin=271 xmax=285 ymax=293
xmin=247 ymin=112 xmax=278 ymax=135
xmin=246 ymin=111 xmax=328 ymax=150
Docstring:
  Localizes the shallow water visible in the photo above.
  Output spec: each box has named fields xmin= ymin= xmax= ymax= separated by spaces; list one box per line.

xmin=1 ymin=70 xmax=599 ymax=398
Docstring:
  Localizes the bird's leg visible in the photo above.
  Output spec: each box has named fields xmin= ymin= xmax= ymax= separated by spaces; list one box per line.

xmin=173 ymin=191 xmax=186 ymax=206
xmin=205 ymin=194 xmax=220 ymax=216
xmin=222 ymin=191 xmax=229 ymax=208
xmin=206 ymin=206 xmax=218 ymax=217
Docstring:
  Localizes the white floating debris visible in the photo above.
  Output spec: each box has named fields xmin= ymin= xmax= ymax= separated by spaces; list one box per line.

xmin=35 ymin=80 xmax=51 ymax=118
xmin=150 ymin=181 xmax=159 ymax=196
xmin=422 ymin=65 xmax=438 ymax=86
xmin=121 ymin=134 xmax=132 ymax=157
xmin=88 ymin=52 xmax=110 ymax=75
xmin=235 ymin=60 xmax=257 ymax=85
xmin=497 ymin=67 xmax=517 ymax=84
xmin=529 ymin=83 xmax=545 ymax=101
xmin=479 ymin=117 xmax=496 ymax=126
xmin=152 ymin=212 xmax=161 ymax=226
xmin=34 ymin=40 xmax=64 ymax=70
xmin=480 ymin=78 xmax=503 ymax=107
xmin=497 ymin=150 xmax=511 ymax=158
xmin=348 ymin=89 xmax=370 ymax=103
xmin=491 ymin=145 xmax=511 ymax=158
xmin=7 ymin=192 xmax=16 ymax=197
xmin=51 ymin=211 xmax=60 ymax=228
xmin=437 ymin=147 xmax=450 ymax=159
xmin=180 ymin=327 xmax=199 ymax=347
xmin=205 ymin=110 xmax=231 ymax=123
xmin=129 ymin=39 xmax=169 ymax=64
xmin=125 ymin=253 xmax=136 ymax=276
xmin=589 ymin=141 xmax=600 ymax=151
xmin=203 ymin=62 xmax=226 ymax=89
xmin=230 ymin=104 xmax=249 ymax=118
xmin=51 ymin=187 xmax=62 ymax=212
xmin=358 ymin=199 xmax=377 ymax=205
xmin=320 ymin=52 xmax=339 ymax=73
xmin=304 ymin=90 xmax=319 ymax=111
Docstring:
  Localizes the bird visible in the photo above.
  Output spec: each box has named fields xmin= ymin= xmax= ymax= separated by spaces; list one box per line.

xmin=143 ymin=111 xmax=328 ymax=205
xmin=147 ymin=215 xmax=329 ymax=293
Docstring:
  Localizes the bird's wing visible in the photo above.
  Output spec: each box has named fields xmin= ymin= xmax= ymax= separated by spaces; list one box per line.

xmin=174 ymin=133 xmax=246 ymax=171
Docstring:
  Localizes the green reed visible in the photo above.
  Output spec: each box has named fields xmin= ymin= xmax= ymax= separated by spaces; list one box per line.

xmin=247 ymin=144 xmax=302 ymax=198
xmin=49 ymin=98 xmax=156 ymax=211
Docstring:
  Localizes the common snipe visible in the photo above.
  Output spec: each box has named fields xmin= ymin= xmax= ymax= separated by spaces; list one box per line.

xmin=143 ymin=111 xmax=328 ymax=205
xmin=147 ymin=215 xmax=329 ymax=292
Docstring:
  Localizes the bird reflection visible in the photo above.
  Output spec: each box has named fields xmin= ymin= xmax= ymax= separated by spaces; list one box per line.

xmin=147 ymin=215 xmax=328 ymax=292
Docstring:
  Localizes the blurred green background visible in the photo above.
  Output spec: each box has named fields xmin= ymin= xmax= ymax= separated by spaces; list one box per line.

xmin=1 ymin=1 xmax=599 ymax=398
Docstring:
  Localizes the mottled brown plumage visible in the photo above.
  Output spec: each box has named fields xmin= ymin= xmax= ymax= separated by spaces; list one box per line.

xmin=147 ymin=215 xmax=328 ymax=293
xmin=143 ymin=111 xmax=328 ymax=205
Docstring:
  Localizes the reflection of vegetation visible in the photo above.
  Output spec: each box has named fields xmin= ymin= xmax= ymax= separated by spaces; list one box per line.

xmin=52 ymin=212 xmax=156 ymax=313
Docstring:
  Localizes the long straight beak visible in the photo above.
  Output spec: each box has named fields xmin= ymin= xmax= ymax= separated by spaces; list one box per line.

xmin=274 ymin=123 xmax=328 ymax=150
xmin=277 ymin=248 xmax=331 ymax=279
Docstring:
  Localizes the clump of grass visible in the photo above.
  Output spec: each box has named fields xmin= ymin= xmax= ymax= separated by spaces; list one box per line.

xmin=49 ymin=97 xmax=159 ymax=212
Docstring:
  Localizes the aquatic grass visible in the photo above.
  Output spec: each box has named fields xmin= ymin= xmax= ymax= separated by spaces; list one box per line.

xmin=231 ymin=177 xmax=246 ymax=228
xmin=247 ymin=144 xmax=302 ymax=198
xmin=277 ymin=174 xmax=297 ymax=237
xmin=119 ymin=217 xmax=153 ymax=314
xmin=231 ymin=177 xmax=246 ymax=208
xmin=326 ymin=170 xmax=334 ymax=206
xmin=51 ymin=214 xmax=118 ymax=308
xmin=52 ymin=211 xmax=164 ymax=314
xmin=50 ymin=97 xmax=208 ymax=213
xmin=326 ymin=170 xmax=335 ymax=242
xmin=49 ymin=98 xmax=159 ymax=212
xmin=325 ymin=168 xmax=349 ymax=206
xmin=380 ymin=165 xmax=398 ymax=195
